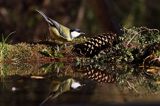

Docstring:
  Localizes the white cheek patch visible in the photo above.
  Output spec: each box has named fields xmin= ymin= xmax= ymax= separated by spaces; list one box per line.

xmin=71 ymin=82 xmax=81 ymax=89
xmin=71 ymin=31 xmax=81 ymax=39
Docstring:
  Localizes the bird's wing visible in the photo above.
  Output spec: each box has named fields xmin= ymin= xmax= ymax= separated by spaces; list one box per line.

xmin=36 ymin=10 xmax=69 ymax=40
xmin=48 ymin=18 xmax=60 ymax=28
xmin=58 ymin=25 xmax=69 ymax=39
xmin=50 ymin=21 xmax=70 ymax=40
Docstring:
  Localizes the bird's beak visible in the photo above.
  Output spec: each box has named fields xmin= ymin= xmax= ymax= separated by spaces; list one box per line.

xmin=80 ymin=32 xmax=85 ymax=35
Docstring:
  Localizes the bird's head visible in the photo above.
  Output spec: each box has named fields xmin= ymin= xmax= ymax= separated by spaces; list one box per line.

xmin=70 ymin=29 xmax=85 ymax=39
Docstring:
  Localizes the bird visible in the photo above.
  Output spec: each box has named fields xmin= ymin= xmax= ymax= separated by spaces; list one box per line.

xmin=36 ymin=10 xmax=85 ymax=43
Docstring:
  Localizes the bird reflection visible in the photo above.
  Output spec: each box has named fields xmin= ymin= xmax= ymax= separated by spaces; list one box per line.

xmin=40 ymin=78 xmax=82 ymax=106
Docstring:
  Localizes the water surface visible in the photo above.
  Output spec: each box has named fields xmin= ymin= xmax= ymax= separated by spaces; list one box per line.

xmin=0 ymin=62 xmax=160 ymax=106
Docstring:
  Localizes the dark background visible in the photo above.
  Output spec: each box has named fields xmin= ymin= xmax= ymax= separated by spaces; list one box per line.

xmin=0 ymin=0 xmax=160 ymax=42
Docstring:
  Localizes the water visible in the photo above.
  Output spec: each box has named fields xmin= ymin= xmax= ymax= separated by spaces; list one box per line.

xmin=0 ymin=62 xmax=160 ymax=106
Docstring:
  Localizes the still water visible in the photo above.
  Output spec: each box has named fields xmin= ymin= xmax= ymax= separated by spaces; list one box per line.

xmin=0 ymin=62 xmax=160 ymax=106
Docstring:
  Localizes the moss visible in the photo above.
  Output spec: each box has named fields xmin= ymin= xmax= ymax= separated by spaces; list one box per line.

xmin=0 ymin=42 xmax=54 ymax=63
xmin=0 ymin=27 xmax=160 ymax=78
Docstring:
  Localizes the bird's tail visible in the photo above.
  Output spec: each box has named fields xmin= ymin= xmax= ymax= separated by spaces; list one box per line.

xmin=35 ymin=9 xmax=59 ymax=28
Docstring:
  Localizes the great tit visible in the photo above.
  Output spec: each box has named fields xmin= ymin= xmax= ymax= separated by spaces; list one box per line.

xmin=36 ymin=10 xmax=85 ymax=43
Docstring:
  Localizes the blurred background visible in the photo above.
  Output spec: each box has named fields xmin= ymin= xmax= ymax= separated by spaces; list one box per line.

xmin=0 ymin=0 xmax=160 ymax=43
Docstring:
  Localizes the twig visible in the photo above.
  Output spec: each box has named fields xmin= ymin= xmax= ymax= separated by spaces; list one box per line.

xmin=126 ymin=81 xmax=139 ymax=93
xmin=126 ymin=33 xmax=138 ymax=46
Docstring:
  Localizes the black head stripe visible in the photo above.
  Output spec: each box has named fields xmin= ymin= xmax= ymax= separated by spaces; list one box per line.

xmin=70 ymin=28 xmax=81 ymax=32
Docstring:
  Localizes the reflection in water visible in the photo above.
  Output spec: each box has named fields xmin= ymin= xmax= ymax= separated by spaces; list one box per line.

xmin=0 ymin=61 xmax=160 ymax=106
xmin=40 ymin=78 xmax=82 ymax=106
xmin=0 ymin=76 xmax=51 ymax=106
xmin=75 ymin=65 xmax=116 ymax=84
xmin=40 ymin=64 xmax=117 ymax=105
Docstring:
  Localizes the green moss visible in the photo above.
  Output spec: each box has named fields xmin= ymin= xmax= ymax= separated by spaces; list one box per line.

xmin=0 ymin=27 xmax=160 ymax=77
